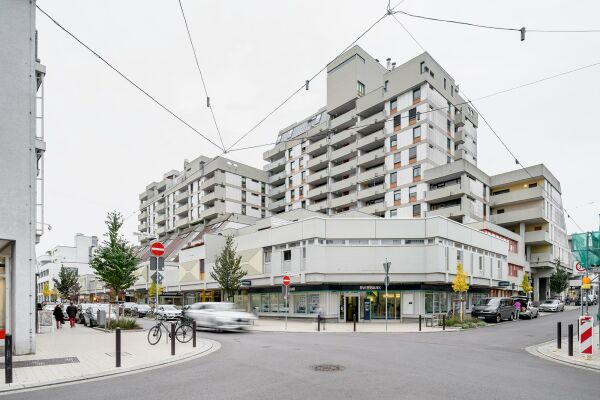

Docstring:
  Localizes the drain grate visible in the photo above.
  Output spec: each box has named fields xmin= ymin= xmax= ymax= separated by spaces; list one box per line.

xmin=0 ymin=357 xmax=80 ymax=369
xmin=312 ymin=364 xmax=344 ymax=372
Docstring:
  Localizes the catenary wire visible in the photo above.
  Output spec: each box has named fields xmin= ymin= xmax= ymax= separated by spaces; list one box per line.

xmin=178 ymin=0 xmax=226 ymax=151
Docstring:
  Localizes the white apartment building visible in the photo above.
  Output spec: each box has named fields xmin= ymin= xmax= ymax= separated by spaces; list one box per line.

xmin=263 ymin=46 xmax=478 ymax=219
xmin=0 ymin=0 xmax=46 ymax=354
xmin=36 ymin=234 xmax=98 ymax=302
xmin=138 ymin=155 xmax=269 ymax=242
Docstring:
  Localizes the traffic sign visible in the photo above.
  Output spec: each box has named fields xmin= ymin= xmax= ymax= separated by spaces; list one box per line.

xmin=150 ymin=272 xmax=163 ymax=284
xmin=579 ymin=315 xmax=594 ymax=358
xmin=282 ymin=275 xmax=291 ymax=286
xmin=150 ymin=242 xmax=165 ymax=257
xmin=149 ymin=256 xmax=164 ymax=271
xmin=582 ymin=276 xmax=592 ymax=289
xmin=575 ymin=262 xmax=585 ymax=273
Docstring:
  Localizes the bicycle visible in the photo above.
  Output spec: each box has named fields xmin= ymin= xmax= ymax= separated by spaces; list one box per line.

xmin=147 ymin=317 xmax=194 ymax=345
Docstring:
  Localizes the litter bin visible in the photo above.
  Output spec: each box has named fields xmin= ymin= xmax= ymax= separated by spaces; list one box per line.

xmin=97 ymin=309 xmax=107 ymax=326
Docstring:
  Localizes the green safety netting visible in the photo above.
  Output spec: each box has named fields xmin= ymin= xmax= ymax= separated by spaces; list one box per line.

xmin=570 ymin=231 xmax=600 ymax=269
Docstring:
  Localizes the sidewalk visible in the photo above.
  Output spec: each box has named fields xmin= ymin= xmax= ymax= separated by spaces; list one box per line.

xmin=530 ymin=329 xmax=600 ymax=371
xmin=0 ymin=325 xmax=219 ymax=392
xmin=250 ymin=318 xmax=459 ymax=333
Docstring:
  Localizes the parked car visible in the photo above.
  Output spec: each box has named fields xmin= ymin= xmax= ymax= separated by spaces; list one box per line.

xmin=183 ymin=302 xmax=257 ymax=331
xmin=575 ymin=294 xmax=597 ymax=306
xmin=512 ymin=297 xmax=539 ymax=319
xmin=83 ymin=305 xmax=117 ymax=327
xmin=120 ymin=302 xmax=138 ymax=315
xmin=77 ymin=303 xmax=94 ymax=323
xmin=156 ymin=305 xmax=182 ymax=320
xmin=471 ymin=297 xmax=515 ymax=323
xmin=538 ymin=299 xmax=564 ymax=312
xmin=132 ymin=304 xmax=152 ymax=318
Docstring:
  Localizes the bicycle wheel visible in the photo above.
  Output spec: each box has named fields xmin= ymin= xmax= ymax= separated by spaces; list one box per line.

xmin=147 ymin=325 xmax=162 ymax=345
xmin=176 ymin=323 xmax=193 ymax=343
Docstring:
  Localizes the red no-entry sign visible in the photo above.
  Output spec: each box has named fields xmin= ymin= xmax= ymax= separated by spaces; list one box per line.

xmin=282 ymin=275 xmax=291 ymax=286
xmin=150 ymin=242 xmax=165 ymax=257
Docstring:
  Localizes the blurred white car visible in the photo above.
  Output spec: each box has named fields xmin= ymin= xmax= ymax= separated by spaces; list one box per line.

xmin=183 ymin=302 xmax=257 ymax=331
xmin=83 ymin=305 xmax=117 ymax=327
xmin=539 ymin=299 xmax=564 ymax=312
xmin=156 ymin=305 xmax=182 ymax=320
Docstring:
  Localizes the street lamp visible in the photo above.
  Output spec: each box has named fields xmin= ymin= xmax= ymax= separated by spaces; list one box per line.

xmin=383 ymin=260 xmax=391 ymax=332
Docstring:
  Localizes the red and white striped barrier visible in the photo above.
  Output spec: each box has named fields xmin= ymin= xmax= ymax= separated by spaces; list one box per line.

xmin=579 ymin=316 xmax=594 ymax=358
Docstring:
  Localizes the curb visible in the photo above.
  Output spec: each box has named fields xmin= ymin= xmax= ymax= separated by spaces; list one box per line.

xmin=526 ymin=340 xmax=600 ymax=372
xmin=0 ymin=339 xmax=221 ymax=395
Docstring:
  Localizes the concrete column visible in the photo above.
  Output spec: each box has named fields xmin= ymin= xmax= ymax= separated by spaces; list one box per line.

xmin=533 ymin=276 xmax=540 ymax=302
xmin=519 ymin=222 xmax=526 ymax=257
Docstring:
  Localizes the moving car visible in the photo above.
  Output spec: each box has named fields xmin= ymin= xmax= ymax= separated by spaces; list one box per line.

xmin=538 ymin=299 xmax=564 ymax=312
xmin=471 ymin=297 xmax=515 ymax=323
xmin=511 ymin=297 xmax=539 ymax=319
xmin=183 ymin=302 xmax=257 ymax=331
xmin=83 ymin=305 xmax=117 ymax=327
xmin=156 ymin=305 xmax=182 ymax=320
xmin=132 ymin=304 xmax=152 ymax=318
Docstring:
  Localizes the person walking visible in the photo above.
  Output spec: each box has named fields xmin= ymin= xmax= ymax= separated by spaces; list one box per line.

xmin=513 ymin=300 xmax=521 ymax=320
xmin=66 ymin=302 xmax=78 ymax=328
xmin=53 ymin=303 xmax=65 ymax=329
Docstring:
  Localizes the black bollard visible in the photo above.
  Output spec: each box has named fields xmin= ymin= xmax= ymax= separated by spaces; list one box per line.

xmin=568 ymin=324 xmax=573 ymax=357
xmin=353 ymin=313 xmax=357 ymax=332
xmin=115 ymin=328 xmax=121 ymax=368
xmin=443 ymin=315 xmax=446 ymax=331
xmin=317 ymin=314 xmax=321 ymax=332
xmin=192 ymin=320 xmax=197 ymax=348
xmin=556 ymin=322 xmax=561 ymax=349
xmin=171 ymin=323 xmax=176 ymax=356
xmin=5 ymin=334 xmax=12 ymax=384
xmin=419 ymin=315 xmax=422 ymax=332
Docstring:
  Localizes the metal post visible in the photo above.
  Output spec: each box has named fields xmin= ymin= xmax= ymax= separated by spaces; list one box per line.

xmin=585 ymin=232 xmax=590 ymax=316
xmin=285 ymin=286 xmax=288 ymax=331
xmin=353 ymin=313 xmax=356 ymax=332
xmin=317 ymin=314 xmax=321 ymax=332
xmin=171 ymin=323 xmax=176 ymax=356
xmin=115 ymin=328 xmax=121 ymax=367
xmin=5 ymin=334 xmax=12 ymax=384
xmin=443 ymin=315 xmax=446 ymax=331
xmin=383 ymin=260 xmax=390 ymax=333
xmin=567 ymin=324 xmax=573 ymax=356
xmin=155 ymin=256 xmax=159 ymax=317
xmin=192 ymin=320 xmax=197 ymax=348
xmin=419 ymin=315 xmax=422 ymax=332
xmin=557 ymin=322 xmax=561 ymax=349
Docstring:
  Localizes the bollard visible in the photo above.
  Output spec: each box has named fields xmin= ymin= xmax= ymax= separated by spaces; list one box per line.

xmin=419 ymin=315 xmax=422 ymax=332
xmin=192 ymin=320 xmax=197 ymax=348
xmin=443 ymin=315 xmax=446 ymax=331
xmin=5 ymin=334 xmax=12 ymax=384
xmin=556 ymin=322 xmax=561 ymax=349
xmin=115 ymin=328 xmax=121 ymax=368
xmin=171 ymin=323 xmax=176 ymax=356
xmin=353 ymin=313 xmax=357 ymax=332
xmin=568 ymin=324 xmax=573 ymax=357
xmin=317 ymin=314 xmax=321 ymax=332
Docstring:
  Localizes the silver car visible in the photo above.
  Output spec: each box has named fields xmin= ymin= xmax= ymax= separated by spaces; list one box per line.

xmin=538 ymin=299 xmax=564 ymax=312
xmin=183 ymin=302 xmax=257 ymax=331
xmin=156 ymin=305 xmax=182 ymax=320
xmin=83 ymin=305 xmax=117 ymax=327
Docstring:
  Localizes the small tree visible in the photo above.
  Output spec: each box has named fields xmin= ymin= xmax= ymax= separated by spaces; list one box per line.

xmin=52 ymin=266 xmax=80 ymax=301
xmin=90 ymin=211 xmax=139 ymax=302
xmin=42 ymin=282 xmax=52 ymax=301
xmin=549 ymin=259 xmax=569 ymax=296
xmin=148 ymin=282 xmax=163 ymax=298
xmin=521 ymin=272 xmax=533 ymax=298
xmin=452 ymin=263 xmax=470 ymax=321
xmin=210 ymin=235 xmax=246 ymax=302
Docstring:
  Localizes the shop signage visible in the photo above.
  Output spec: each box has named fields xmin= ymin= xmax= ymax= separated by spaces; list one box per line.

xmin=241 ymin=280 xmax=252 ymax=287
xmin=359 ymin=285 xmax=382 ymax=290
xmin=498 ymin=281 xmax=510 ymax=287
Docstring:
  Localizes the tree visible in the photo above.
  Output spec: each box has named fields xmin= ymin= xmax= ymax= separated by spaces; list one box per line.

xmin=52 ymin=266 xmax=80 ymax=300
xmin=451 ymin=264 xmax=470 ymax=321
xmin=90 ymin=211 xmax=139 ymax=301
xmin=210 ymin=235 xmax=246 ymax=301
xmin=549 ymin=259 xmax=569 ymax=296
xmin=42 ymin=282 xmax=52 ymax=300
xmin=148 ymin=282 xmax=163 ymax=298
xmin=521 ymin=272 xmax=533 ymax=297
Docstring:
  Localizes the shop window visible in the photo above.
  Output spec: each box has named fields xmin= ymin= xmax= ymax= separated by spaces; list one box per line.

xmin=308 ymin=294 xmax=320 ymax=314
xmin=294 ymin=295 xmax=307 ymax=314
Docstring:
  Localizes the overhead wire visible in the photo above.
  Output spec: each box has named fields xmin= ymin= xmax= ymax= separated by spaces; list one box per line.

xmin=177 ymin=0 xmax=226 ymax=151
xmin=36 ymin=5 xmax=223 ymax=152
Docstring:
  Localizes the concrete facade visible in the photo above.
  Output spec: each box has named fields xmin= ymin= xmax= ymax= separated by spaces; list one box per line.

xmin=0 ymin=0 xmax=46 ymax=354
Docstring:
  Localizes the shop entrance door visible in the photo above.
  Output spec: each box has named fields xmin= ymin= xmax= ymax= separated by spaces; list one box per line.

xmin=345 ymin=295 xmax=359 ymax=322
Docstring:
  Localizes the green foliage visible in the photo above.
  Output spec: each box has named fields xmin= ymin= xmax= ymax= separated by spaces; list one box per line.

xmin=549 ymin=259 xmax=569 ymax=294
xmin=445 ymin=315 xmax=486 ymax=329
xmin=521 ymin=272 xmax=533 ymax=294
xmin=148 ymin=282 xmax=163 ymax=297
xmin=210 ymin=235 xmax=247 ymax=301
xmin=90 ymin=211 xmax=139 ymax=301
xmin=452 ymin=264 xmax=469 ymax=293
xmin=107 ymin=317 xmax=141 ymax=330
xmin=52 ymin=266 xmax=80 ymax=300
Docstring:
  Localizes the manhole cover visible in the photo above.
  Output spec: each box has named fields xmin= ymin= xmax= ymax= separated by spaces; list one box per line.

xmin=312 ymin=364 xmax=344 ymax=372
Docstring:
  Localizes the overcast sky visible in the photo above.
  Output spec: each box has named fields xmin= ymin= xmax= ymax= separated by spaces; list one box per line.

xmin=35 ymin=0 xmax=600 ymax=253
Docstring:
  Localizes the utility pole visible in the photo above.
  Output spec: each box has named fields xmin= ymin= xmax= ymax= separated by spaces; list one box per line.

xmin=585 ymin=232 xmax=590 ymax=316
xmin=383 ymin=259 xmax=391 ymax=332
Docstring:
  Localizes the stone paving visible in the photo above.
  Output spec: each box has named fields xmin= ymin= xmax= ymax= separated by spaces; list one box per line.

xmin=0 ymin=324 xmax=219 ymax=392
xmin=530 ymin=328 xmax=600 ymax=371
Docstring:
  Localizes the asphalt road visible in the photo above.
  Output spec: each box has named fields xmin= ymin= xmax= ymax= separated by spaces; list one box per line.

xmin=5 ymin=307 xmax=599 ymax=400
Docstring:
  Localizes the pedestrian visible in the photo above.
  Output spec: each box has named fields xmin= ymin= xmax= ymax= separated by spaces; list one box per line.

xmin=66 ymin=301 xmax=78 ymax=328
xmin=53 ymin=303 xmax=65 ymax=329
xmin=513 ymin=300 xmax=521 ymax=320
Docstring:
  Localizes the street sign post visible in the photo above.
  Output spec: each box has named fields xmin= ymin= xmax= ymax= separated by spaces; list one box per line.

xmin=150 ymin=242 xmax=165 ymax=314
xmin=383 ymin=260 xmax=391 ymax=331
xmin=579 ymin=315 xmax=594 ymax=359
xmin=282 ymin=275 xmax=291 ymax=330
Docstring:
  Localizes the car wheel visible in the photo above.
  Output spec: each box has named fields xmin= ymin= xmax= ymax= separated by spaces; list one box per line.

xmin=496 ymin=314 xmax=502 ymax=323
xmin=508 ymin=313 xmax=514 ymax=321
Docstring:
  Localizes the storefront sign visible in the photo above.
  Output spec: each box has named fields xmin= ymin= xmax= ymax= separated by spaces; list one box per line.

xmin=498 ymin=281 xmax=510 ymax=287
xmin=241 ymin=280 xmax=252 ymax=287
xmin=360 ymin=285 xmax=382 ymax=290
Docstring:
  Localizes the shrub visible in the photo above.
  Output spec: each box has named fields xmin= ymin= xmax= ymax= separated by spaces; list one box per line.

xmin=444 ymin=315 xmax=485 ymax=329
xmin=107 ymin=317 xmax=141 ymax=330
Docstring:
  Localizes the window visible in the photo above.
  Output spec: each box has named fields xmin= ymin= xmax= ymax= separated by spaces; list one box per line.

xmin=447 ymin=138 xmax=451 ymax=150
xmin=299 ymin=186 xmax=304 ymax=197
xmin=390 ymin=135 xmax=397 ymax=149
xmin=393 ymin=152 xmax=401 ymax=167
xmin=241 ymin=191 xmax=246 ymax=202
xmin=390 ymin=209 xmax=397 ymax=217
xmin=478 ymin=256 xmax=483 ymax=271
xmin=283 ymin=250 xmax=292 ymax=261
xmin=497 ymin=209 xmax=505 ymax=214
xmin=301 ymin=171 xmax=306 ymax=182
xmin=261 ymin=182 xmax=266 ymax=194
xmin=413 ymin=126 xmax=421 ymax=140
xmin=457 ymin=250 xmax=463 ymax=262
xmin=390 ymin=97 xmax=397 ymax=112
xmin=261 ymin=209 xmax=266 ymax=218
xmin=357 ymin=81 xmax=365 ymax=97
xmin=288 ymin=177 xmax=293 ymax=187
xmin=263 ymin=248 xmax=272 ymax=264
xmin=409 ymin=146 xmax=417 ymax=161
xmin=528 ymin=182 xmax=538 ymax=188
xmin=447 ymin=156 xmax=451 ymax=164
xmin=393 ymin=115 xmax=401 ymax=131
xmin=290 ymin=161 xmax=295 ymax=171
xmin=241 ymin=177 xmax=246 ymax=188
xmin=447 ymin=120 xmax=451 ymax=133
xmin=409 ymin=185 xmax=417 ymax=201
xmin=301 ymin=200 xmax=306 ymax=209
xmin=420 ymin=61 xmax=426 ymax=74
xmin=290 ymin=188 xmax=295 ymax=200
xmin=298 ymin=157 xmax=303 ymax=168
xmin=413 ymin=165 xmax=421 ymax=179
xmin=288 ymin=149 xmax=292 ymax=158
xmin=200 ymin=259 xmax=205 ymax=280
xmin=450 ymin=85 xmax=454 ymax=96
xmin=413 ymin=88 xmax=421 ymax=102
xmin=394 ymin=190 xmax=401 ymax=202
xmin=241 ymin=205 xmax=246 ymax=215
xmin=413 ymin=203 xmax=421 ymax=217
xmin=409 ymin=108 xmax=417 ymax=124
xmin=390 ymin=172 xmax=397 ymax=187
xmin=444 ymin=78 xmax=447 ymax=90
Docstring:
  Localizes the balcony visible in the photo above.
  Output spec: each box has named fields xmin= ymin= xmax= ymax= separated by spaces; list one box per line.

xmin=357 ymin=147 xmax=385 ymax=168
xmin=424 ymin=183 xmax=464 ymax=203
xmin=175 ymin=218 xmax=189 ymax=229
xmin=155 ymin=214 xmax=166 ymax=224
xmin=426 ymin=204 xmax=464 ymax=219
xmin=263 ymin=142 xmax=286 ymax=160
xmin=529 ymin=252 xmax=554 ymax=267
xmin=264 ymin=156 xmax=286 ymax=173
xmin=330 ymin=109 xmax=357 ymax=131
xmin=490 ymin=186 xmax=544 ymax=207
xmin=454 ymin=128 xmax=466 ymax=144
xmin=155 ymin=203 xmax=166 ymax=213
xmin=138 ymin=222 xmax=147 ymax=231
xmin=307 ymin=185 xmax=329 ymax=200
xmin=491 ymin=206 xmax=547 ymax=226
xmin=330 ymin=161 xmax=355 ymax=178
xmin=331 ymin=176 xmax=357 ymax=192
xmin=200 ymin=201 xmax=225 ymax=220
xmin=307 ymin=153 xmax=329 ymax=170
xmin=357 ymin=129 xmax=386 ymax=151
xmin=305 ymin=136 xmax=328 ymax=156
xmin=455 ymin=112 xmax=466 ymax=127
xmin=330 ymin=143 xmax=357 ymax=163
xmin=361 ymin=202 xmax=386 ymax=215
xmin=308 ymin=200 xmax=328 ymax=212
xmin=357 ymin=184 xmax=386 ymax=201
xmin=357 ymin=165 xmax=385 ymax=183
xmin=270 ymin=184 xmax=286 ymax=198
xmin=330 ymin=192 xmax=357 ymax=209
xmin=306 ymin=169 xmax=329 ymax=185
xmin=138 ymin=211 xmax=148 ymax=221
xmin=201 ymin=172 xmax=222 ymax=190
xmin=202 ymin=186 xmax=225 ymax=205
xmin=269 ymin=170 xmax=286 ymax=186
xmin=268 ymin=198 xmax=286 ymax=212
xmin=175 ymin=190 xmax=188 ymax=204
xmin=524 ymin=230 xmax=552 ymax=245
xmin=330 ymin=129 xmax=355 ymax=146
xmin=175 ymin=204 xmax=189 ymax=216
xmin=156 ymin=226 xmax=166 ymax=235
xmin=358 ymin=110 xmax=386 ymax=129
